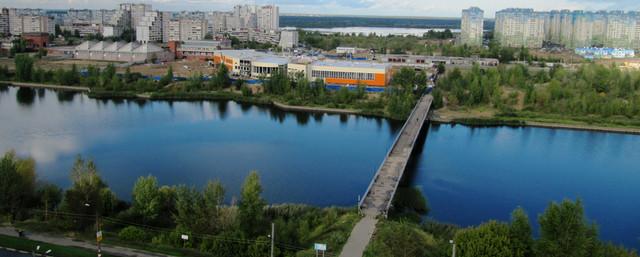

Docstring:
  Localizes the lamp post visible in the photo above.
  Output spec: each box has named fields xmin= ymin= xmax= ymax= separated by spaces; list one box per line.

xmin=85 ymin=202 xmax=102 ymax=257
xmin=449 ymin=240 xmax=456 ymax=257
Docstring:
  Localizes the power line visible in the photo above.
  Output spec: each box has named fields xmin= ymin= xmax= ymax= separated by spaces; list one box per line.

xmin=29 ymin=208 xmax=316 ymax=252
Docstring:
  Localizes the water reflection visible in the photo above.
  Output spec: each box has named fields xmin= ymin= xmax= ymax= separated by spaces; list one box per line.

xmin=36 ymin=88 xmax=46 ymax=99
xmin=56 ymin=91 xmax=76 ymax=102
xmin=294 ymin=112 xmax=310 ymax=126
xmin=217 ymin=100 xmax=228 ymax=120
xmin=16 ymin=87 xmax=35 ymax=106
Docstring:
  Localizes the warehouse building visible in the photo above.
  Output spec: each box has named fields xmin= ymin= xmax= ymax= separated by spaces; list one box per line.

xmin=168 ymin=40 xmax=232 ymax=60
xmin=74 ymin=40 xmax=174 ymax=63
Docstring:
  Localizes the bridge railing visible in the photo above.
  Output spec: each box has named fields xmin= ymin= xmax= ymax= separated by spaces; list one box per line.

xmin=382 ymin=95 xmax=432 ymax=217
xmin=358 ymin=94 xmax=432 ymax=215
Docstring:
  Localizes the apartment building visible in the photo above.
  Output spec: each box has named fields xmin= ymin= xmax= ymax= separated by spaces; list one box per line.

xmin=459 ymin=7 xmax=484 ymax=46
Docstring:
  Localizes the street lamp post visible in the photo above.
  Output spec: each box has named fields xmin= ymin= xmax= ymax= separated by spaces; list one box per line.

xmin=449 ymin=240 xmax=456 ymax=257
xmin=85 ymin=202 xmax=102 ymax=257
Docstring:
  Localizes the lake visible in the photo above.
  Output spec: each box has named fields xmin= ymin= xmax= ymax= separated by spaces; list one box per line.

xmin=281 ymin=26 xmax=461 ymax=37
xmin=1 ymin=86 xmax=638 ymax=248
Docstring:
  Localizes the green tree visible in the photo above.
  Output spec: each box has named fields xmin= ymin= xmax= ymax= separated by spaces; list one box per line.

xmin=132 ymin=175 xmax=161 ymax=224
xmin=364 ymin=221 xmax=434 ymax=257
xmin=238 ymin=171 xmax=266 ymax=237
xmin=173 ymin=185 xmax=201 ymax=233
xmin=215 ymin=64 xmax=230 ymax=89
xmin=0 ymin=151 xmax=36 ymax=219
xmin=454 ymin=220 xmax=512 ymax=257
xmin=199 ymin=180 xmax=226 ymax=233
xmin=437 ymin=63 xmax=446 ymax=75
xmin=536 ymin=199 xmax=596 ymax=257
xmin=160 ymin=66 xmax=173 ymax=86
xmin=60 ymin=156 xmax=117 ymax=229
xmin=14 ymin=54 xmax=35 ymax=82
xmin=35 ymin=183 xmax=62 ymax=220
xmin=510 ymin=207 xmax=533 ymax=257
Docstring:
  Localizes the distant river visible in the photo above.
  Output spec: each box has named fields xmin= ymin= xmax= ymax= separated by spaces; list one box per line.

xmin=1 ymin=86 xmax=638 ymax=249
xmin=281 ymin=26 xmax=461 ymax=37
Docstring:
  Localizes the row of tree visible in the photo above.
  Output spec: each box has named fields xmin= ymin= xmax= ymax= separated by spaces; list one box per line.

xmin=436 ymin=63 xmax=640 ymax=120
xmin=11 ymin=53 xmax=429 ymax=120
xmin=364 ymin=190 xmax=637 ymax=257
xmin=0 ymin=150 xmax=357 ymax=257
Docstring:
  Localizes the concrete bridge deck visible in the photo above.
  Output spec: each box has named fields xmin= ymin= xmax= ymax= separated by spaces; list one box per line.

xmin=339 ymin=94 xmax=433 ymax=257
xmin=359 ymin=94 xmax=433 ymax=217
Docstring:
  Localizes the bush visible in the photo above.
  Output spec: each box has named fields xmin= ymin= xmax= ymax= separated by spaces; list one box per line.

xmin=118 ymin=226 xmax=150 ymax=243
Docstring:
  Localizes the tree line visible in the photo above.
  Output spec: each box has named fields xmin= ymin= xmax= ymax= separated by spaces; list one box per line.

xmin=364 ymin=187 xmax=638 ymax=257
xmin=9 ymin=54 xmax=430 ymax=120
xmin=0 ymin=150 xmax=358 ymax=257
xmin=434 ymin=63 xmax=640 ymax=126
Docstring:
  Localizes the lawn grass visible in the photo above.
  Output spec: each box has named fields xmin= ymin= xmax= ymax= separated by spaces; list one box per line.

xmin=0 ymin=234 xmax=118 ymax=257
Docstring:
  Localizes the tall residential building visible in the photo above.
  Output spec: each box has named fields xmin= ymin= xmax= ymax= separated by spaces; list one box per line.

xmin=233 ymin=5 xmax=257 ymax=29
xmin=103 ymin=8 xmax=131 ymax=38
xmin=0 ymin=8 xmax=9 ymax=36
xmin=20 ymin=15 xmax=55 ymax=34
xmin=459 ymin=7 xmax=484 ymax=46
xmin=499 ymin=8 xmax=640 ymax=49
xmin=120 ymin=3 xmax=152 ymax=29
xmin=257 ymin=5 xmax=279 ymax=32
xmin=205 ymin=11 xmax=229 ymax=34
xmin=279 ymin=30 xmax=298 ymax=48
xmin=136 ymin=11 xmax=162 ymax=43
xmin=495 ymin=8 xmax=545 ymax=48
xmin=166 ymin=19 xmax=207 ymax=42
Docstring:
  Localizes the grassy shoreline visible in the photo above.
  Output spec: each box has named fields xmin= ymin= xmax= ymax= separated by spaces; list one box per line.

xmin=432 ymin=110 xmax=640 ymax=135
xmin=6 ymin=82 xmax=640 ymax=134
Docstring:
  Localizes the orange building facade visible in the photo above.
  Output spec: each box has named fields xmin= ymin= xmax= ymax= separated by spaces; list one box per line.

xmin=309 ymin=61 xmax=391 ymax=87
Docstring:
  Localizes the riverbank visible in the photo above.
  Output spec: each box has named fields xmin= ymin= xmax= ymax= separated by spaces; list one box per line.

xmin=6 ymin=82 xmax=640 ymax=134
xmin=432 ymin=108 xmax=640 ymax=135
xmin=0 ymin=81 xmax=90 ymax=92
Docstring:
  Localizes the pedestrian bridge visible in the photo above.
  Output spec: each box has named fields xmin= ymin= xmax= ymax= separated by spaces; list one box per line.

xmin=340 ymin=94 xmax=433 ymax=257
xmin=359 ymin=94 xmax=433 ymax=217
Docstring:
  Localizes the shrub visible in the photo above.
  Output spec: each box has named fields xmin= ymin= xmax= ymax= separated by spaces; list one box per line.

xmin=118 ymin=226 xmax=150 ymax=243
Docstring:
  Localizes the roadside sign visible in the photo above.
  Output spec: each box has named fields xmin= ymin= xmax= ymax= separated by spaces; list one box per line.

xmin=314 ymin=243 xmax=327 ymax=251
xmin=96 ymin=231 xmax=103 ymax=242
xmin=181 ymin=234 xmax=189 ymax=240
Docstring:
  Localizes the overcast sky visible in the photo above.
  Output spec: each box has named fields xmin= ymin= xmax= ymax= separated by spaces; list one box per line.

xmin=2 ymin=0 xmax=639 ymax=18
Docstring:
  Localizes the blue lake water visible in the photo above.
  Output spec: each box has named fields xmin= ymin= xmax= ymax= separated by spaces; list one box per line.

xmin=1 ymin=86 xmax=638 ymax=249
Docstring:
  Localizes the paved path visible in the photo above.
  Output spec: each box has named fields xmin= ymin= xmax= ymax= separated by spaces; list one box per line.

xmin=339 ymin=95 xmax=433 ymax=257
xmin=338 ymin=216 xmax=377 ymax=257
xmin=0 ymin=226 xmax=172 ymax=257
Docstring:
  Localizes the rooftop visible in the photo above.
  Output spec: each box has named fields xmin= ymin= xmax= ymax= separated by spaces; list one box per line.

xmin=312 ymin=60 xmax=389 ymax=69
xmin=217 ymin=50 xmax=288 ymax=64
xmin=75 ymin=40 xmax=165 ymax=53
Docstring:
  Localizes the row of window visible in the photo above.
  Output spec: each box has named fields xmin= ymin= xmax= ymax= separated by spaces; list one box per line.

xmin=311 ymin=70 xmax=375 ymax=81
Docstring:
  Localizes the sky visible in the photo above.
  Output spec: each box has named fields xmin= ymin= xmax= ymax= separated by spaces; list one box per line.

xmin=2 ymin=0 xmax=640 ymax=18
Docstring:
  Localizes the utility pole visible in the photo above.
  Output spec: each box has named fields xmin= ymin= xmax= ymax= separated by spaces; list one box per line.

xmin=96 ymin=213 xmax=102 ymax=257
xmin=449 ymin=240 xmax=456 ymax=257
xmin=270 ymin=223 xmax=275 ymax=257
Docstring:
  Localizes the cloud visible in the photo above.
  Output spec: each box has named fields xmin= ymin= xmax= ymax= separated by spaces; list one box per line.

xmin=0 ymin=0 xmax=638 ymax=17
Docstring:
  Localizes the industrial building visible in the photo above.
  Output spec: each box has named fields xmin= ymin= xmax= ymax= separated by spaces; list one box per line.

xmin=380 ymin=54 xmax=499 ymax=67
xmin=212 ymin=50 xmax=288 ymax=77
xmin=169 ymin=40 xmax=232 ymax=60
xmin=74 ymin=40 xmax=174 ymax=63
